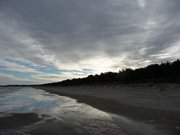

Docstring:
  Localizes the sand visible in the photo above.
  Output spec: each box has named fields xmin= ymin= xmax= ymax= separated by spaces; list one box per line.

xmin=36 ymin=83 xmax=180 ymax=134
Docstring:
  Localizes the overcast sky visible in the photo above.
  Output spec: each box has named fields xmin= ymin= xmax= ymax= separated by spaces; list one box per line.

xmin=0 ymin=0 xmax=180 ymax=85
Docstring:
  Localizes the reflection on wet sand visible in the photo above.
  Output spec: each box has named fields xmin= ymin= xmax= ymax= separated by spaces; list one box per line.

xmin=0 ymin=87 xmax=169 ymax=135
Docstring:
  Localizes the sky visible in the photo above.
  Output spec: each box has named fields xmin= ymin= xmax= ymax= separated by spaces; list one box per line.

xmin=0 ymin=0 xmax=180 ymax=85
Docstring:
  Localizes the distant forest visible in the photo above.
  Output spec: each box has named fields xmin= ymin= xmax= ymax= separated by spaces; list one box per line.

xmin=43 ymin=60 xmax=180 ymax=86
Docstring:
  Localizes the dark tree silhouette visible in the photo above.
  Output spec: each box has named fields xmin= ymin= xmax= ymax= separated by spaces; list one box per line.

xmin=42 ymin=60 xmax=180 ymax=86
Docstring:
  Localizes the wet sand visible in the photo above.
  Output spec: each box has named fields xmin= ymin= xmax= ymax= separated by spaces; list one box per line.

xmin=1 ymin=87 xmax=142 ymax=135
xmin=0 ymin=113 xmax=42 ymax=129
xmin=1 ymin=85 xmax=180 ymax=135
xmin=0 ymin=113 xmax=83 ymax=135
xmin=28 ymin=119 xmax=85 ymax=135
xmin=36 ymin=84 xmax=180 ymax=134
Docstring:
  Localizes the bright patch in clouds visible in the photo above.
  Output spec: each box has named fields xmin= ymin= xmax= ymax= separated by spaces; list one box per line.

xmin=137 ymin=0 xmax=146 ymax=8
xmin=0 ymin=0 xmax=180 ymax=84
xmin=154 ymin=42 xmax=180 ymax=59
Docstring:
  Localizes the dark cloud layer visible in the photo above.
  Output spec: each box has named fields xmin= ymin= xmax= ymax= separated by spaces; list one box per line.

xmin=0 ymin=0 xmax=180 ymax=84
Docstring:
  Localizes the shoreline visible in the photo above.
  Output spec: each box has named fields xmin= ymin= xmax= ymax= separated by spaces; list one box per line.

xmin=35 ymin=84 xmax=180 ymax=124
xmin=34 ymin=83 xmax=180 ymax=135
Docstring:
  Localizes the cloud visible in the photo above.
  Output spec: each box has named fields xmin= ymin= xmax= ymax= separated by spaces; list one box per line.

xmin=137 ymin=0 xmax=146 ymax=8
xmin=0 ymin=73 xmax=38 ymax=85
xmin=0 ymin=0 xmax=180 ymax=84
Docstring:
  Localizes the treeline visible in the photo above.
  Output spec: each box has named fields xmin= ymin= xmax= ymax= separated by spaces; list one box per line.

xmin=43 ymin=60 xmax=180 ymax=86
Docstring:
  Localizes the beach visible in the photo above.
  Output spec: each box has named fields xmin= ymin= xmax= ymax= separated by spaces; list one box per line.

xmin=0 ymin=85 xmax=180 ymax=135
xmin=37 ymin=83 xmax=180 ymax=134
xmin=1 ymin=86 xmax=169 ymax=135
